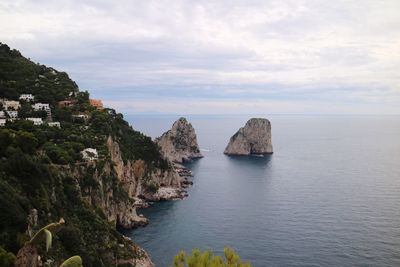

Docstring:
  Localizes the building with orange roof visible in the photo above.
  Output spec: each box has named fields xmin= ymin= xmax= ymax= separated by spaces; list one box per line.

xmin=89 ymin=99 xmax=104 ymax=110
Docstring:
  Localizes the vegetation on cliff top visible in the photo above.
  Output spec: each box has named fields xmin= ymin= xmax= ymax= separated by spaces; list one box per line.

xmin=0 ymin=42 xmax=169 ymax=266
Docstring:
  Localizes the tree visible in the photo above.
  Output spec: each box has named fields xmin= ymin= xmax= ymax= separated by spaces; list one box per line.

xmin=171 ymin=247 xmax=251 ymax=267
xmin=15 ymin=131 xmax=38 ymax=154
xmin=43 ymin=142 xmax=73 ymax=164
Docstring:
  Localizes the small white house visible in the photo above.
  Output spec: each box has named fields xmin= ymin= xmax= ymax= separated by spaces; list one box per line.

xmin=0 ymin=119 xmax=6 ymax=126
xmin=81 ymin=148 xmax=98 ymax=161
xmin=72 ymin=114 xmax=89 ymax=119
xmin=32 ymin=103 xmax=50 ymax=111
xmin=6 ymin=110 xmax=18 ymax=119
xmin=72 ymin=114 xmax=89 ymax=123
xmin=0 ymin=111 xmax=5 ymax=118
xmin=19 ymin=94 xmax=35 ymax=102
xmin=48 ymin=122 xmax=61 ymax=128
xmin=26 ymin=118 xmax=43 ymax=125
xmin=4 ymin=100 xmax=21 ymax=110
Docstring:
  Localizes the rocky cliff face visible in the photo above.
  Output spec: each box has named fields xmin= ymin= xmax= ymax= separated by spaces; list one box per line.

xmin=106 ymin=136 xmax=185 ymax=202
xmin=61 ymin=161 xmax=147 ymax=229
xmin=156 ymin=117 xmax=203 ymax=163
xmin=61 ymin=136 xmax=184 ymax=230
xmin=224 ymin=118 xmax=273 ymax=155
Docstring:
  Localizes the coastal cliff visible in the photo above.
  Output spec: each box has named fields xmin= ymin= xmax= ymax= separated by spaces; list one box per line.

xmin=224 ymin=118 xmax=273 ymax=155
xmin=52 ymin=129 xmax=185 ymax=231
xmin=156 ymin=117 xmax=203 ymax=163
xmin=106 ymin=136 xmax=184 ymax=203
xmin=0 ymin=42 xmax=175 ymax=266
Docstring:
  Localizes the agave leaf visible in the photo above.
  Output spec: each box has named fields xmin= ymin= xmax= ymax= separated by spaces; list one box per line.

xmin=29 ymin=219 xmax=65 ymax=245
xmin=59 ymin=255 xmax=83 ymax=267
xmin=44 ymin=229 xmax=52 ymax=252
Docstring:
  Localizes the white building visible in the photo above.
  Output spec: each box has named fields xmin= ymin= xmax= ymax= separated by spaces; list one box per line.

xmin=0 ymin=111 xmax=5 ymax=118
xmin=19 ymin=94 xmax=35 ymax=102
xmin=32 ymin=103 xmax=52 ymax=119
xmin=72 ymin=114 xmax=89 ymax=122
xmin=4 ymin=100 xmax=21 ymax=110
xmin=72 ymin=114 xmax=89 ymax=119
xmin=48 ymin=122 xmax=61 ymax=128
xmin=6 ymin=110 xmax=18 ymax=119
xmin=0 ymin=119 xmax=6 ymax=126
xmin=32 ymin=103 xmax=50 ymax=111
xmin=81 ymin=148 xmax=98 ymax=161
xmin=26 ymin=118 xmax=43 ymax=125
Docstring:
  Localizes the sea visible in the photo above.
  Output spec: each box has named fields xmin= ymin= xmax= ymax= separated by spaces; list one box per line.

xmin=121 ymin=115 xmax=400 ymax=267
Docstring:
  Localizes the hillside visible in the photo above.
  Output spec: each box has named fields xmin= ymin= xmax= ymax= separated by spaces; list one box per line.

xmin=0 ymin=43 xmax=182 ymax=266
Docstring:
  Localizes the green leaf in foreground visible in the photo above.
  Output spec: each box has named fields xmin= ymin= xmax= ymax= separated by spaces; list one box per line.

xmin=44 ymin=229 xmax=52 ymax=252
xmin=59 ymin=255 xmax=83 ymax=267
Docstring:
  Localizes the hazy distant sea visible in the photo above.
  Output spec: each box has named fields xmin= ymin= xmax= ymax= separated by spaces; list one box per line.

xmin=121 ymin=115 xmax=400 ymax=267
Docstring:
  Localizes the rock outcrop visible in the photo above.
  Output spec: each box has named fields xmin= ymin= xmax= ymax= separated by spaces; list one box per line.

xmin=106 ymin=136 xmax=183 ymax=200
xmin=117 ymin=241 xmax=154 ymax=267
xmin=156 ymin=117 xmax=203 ymax=163
xmin=105 ymin=136 xmax=185 ymax=226
xmin=224 ymin=118 xmax=273 ymax=155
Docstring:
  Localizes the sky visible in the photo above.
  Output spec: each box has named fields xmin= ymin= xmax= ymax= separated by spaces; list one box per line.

xmin=1 ymin=0 xmax=400 ymax=115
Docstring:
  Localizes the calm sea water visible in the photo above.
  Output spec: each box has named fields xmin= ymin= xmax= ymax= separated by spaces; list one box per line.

xmin=121 ymin=115 xmax=400 ymax=267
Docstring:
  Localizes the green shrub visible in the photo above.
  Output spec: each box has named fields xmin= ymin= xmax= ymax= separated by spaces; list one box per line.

xmin=171 ymin=247 xmax=251 ymax=267
xmin=0 ymin=247 xmax=15 ymax=267
xmin=43 ymin=142 xmax=73 ymax=164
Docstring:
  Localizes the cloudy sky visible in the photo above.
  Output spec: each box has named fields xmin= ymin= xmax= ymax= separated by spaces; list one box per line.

xmin=1 ymin=0 xmax=399 ymax=114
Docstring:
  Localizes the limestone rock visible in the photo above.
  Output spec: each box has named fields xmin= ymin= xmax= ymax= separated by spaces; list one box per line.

xmin=102 ymin=136 xmax=183 ymax=227
xmin=116 ymin=243 xmax=154 ymax=267
xmin=156 ymin=117 xmax=203 ymax=163
xmin=144 ymin=186 xmax=186 ymax=201
xmin=224 ymin=118 xmax=273 ymax=155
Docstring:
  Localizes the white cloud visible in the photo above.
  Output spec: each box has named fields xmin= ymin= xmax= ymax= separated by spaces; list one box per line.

xmin=1 ymin=0 xmax=399 ymax=114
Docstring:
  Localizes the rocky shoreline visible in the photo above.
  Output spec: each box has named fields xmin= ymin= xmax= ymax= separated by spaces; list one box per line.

xmin=125 ymin=118 xmax=202 ymax=229
xmin=130 ymin=162 xmax=195 ymax=224
xmin=117 ymin=160 xmax=197 ymax=267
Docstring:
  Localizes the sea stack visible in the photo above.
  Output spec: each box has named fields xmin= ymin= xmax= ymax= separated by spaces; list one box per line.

xmin=156 ymin=117 xmax=203 ymax=163
xmin=224 ymin=118 xmax=273 ymax=155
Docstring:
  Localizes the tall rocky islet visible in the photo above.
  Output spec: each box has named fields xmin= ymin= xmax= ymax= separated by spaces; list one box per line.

xmin=224 ymin=118 xmax=273 ymax=155
xmin=156 ymin=117 xmax=203 ymax=163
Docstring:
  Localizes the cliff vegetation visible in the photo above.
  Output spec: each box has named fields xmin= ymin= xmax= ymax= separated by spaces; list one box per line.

xmin=0 ymin=43 xmax=171 ymax=266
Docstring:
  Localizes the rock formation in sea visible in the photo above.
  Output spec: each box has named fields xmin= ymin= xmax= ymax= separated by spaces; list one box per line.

xmin=224 ymin=118 xmax=273 ymax=155
xmin=156 ymin=117 xmax=203 ymax=163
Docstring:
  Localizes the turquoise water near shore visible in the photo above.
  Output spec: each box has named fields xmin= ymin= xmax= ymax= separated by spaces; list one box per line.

xmin=122 ymin=115 xmax=400 ymax=267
